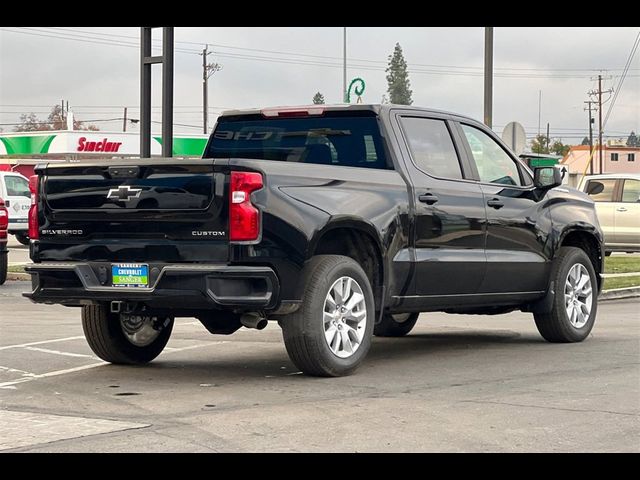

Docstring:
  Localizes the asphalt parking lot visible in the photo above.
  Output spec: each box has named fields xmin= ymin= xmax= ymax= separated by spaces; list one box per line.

xmin=1 ymin=268 xmax=638 ymax=452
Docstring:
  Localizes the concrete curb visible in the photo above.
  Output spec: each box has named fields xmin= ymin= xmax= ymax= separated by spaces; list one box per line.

xmin=6 ymin=272 xmax=30 ymax=281
xmin=600 ymin=286 xmax=640 ymax=301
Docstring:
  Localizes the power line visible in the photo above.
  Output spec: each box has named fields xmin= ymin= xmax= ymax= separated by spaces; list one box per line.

xmin=603 ymin=30 xmax=640 ymax=128
xmin=40 ymin=27 xmax=640 ymax=73
xmin=3 ymin=27 xmax=639 ymax=80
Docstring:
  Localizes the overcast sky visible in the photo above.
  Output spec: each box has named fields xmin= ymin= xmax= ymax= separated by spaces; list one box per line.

xmin=0 ymin=27 xmax=638 ymax=143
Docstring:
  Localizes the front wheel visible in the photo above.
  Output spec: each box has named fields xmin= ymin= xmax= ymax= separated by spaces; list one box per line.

xmin=82 ymin=305 xmax=174 ymax=364
xmin=534 ymin=247 xmax=598 ymax=343
xmin=14 ymin=233 xmax=29 ymax=246
xmin=280 ymin=255 xmax=375 ymax=377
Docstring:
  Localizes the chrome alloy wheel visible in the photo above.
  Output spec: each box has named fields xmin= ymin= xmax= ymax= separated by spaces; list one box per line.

xmin=120 ymin=314 xmax=167 ymax=347
xmin=323 ymin=276 xmax=367 ymax=358
xmin=564 ymin=263 xmax=593 ymax=329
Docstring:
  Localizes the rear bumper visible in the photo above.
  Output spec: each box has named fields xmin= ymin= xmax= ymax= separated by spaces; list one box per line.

xmin=23 ymin=262 xmax=280 ymax=311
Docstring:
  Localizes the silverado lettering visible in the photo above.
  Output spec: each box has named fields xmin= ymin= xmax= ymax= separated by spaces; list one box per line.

xmin=25 ymin=104 xmax=605 ymax=378
xmin=41 ymin=229 xmax=83 ymax=235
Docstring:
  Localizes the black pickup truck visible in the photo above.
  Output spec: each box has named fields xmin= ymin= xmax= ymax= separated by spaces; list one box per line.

xmin=24 ymin=104 xmax=604 ymax=376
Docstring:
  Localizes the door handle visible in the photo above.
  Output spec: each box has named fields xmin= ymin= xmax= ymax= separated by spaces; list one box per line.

xmin=418 ymin=193 xmax=439 ymax=205
xmin=616 ymin=207 xmax=627 ymax=212
xmin=487 ymin=198 xmax=504 ymax=209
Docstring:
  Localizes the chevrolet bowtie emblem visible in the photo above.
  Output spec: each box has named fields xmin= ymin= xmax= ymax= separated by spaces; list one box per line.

xmin=107 ymin=185 xmax=142 ymax=202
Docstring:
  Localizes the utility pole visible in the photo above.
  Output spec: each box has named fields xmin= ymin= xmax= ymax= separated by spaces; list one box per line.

xmin=546 ymin=122 xmax=550 ymax=153
xmin=538 ymin=90 xmax=542 ymax=136
xmin=589 ymin=74 xmax=613 ymax=174
xmin=343 ymin=27 xmax=347 ymax=103
xmin=61 ymin=99 xmax=65 ymax=122
xmin=483 ymin=27 xmax=493 ymax=128
xmin=123 ymin=107 xmax=128 ymax=132
xmin=200 ymin=45 xmax=222 ymax=134
xmin=584 ymin=101 xmax=597 ymax=174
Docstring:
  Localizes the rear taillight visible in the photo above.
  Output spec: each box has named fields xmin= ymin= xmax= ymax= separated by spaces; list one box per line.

xmin=28 ymin=175 xmax=39 ymax=240
xmin=229 ymin=171 xmax=263 ymax=242
xmin=0 ymin=199 xmax=7 ymax=240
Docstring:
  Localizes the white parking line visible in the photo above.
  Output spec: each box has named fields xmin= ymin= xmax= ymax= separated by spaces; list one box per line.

xmin=0 ymin=336 xmax=85 ymax=351
xmin=0 ymin=365 xmax=37 ymax=377
xmin=25 ymin=347 xmax=97 ymax=359
xmin=0 ymin=341 xmax=228 ymax=389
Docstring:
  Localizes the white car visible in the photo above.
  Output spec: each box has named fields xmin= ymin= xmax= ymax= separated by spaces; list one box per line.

xmin=0 ymin=171 xmax=31 ymax=245
xmin=578 ymin=173 xmax=640 ymax=255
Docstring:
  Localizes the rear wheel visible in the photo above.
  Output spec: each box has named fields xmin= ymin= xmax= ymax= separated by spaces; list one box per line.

xmin=280 ymin=255 xmax=374 ymax=377
xmin=14 ymin=233 xmax=29 ymax=246
xmin=534 ymin=247 xmax=597 ymax=343
xmin=81 ymin=305 xmax=173 ymax=364
xmin=374 ymin=312 xmax=419 ymax=337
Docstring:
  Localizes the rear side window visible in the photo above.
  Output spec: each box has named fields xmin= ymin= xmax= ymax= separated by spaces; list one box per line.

xmin=399 ymin=117 xmax=462 ymax=179
xmin=4 ymin=175 xmax=30 ymax=197
xmin=205 ymin=116 xmax=389 ymax=170
xmin=622 ymin=179 xmax=640 ymax=203
xmin=586 ymin=179 xmax=616 ymax=202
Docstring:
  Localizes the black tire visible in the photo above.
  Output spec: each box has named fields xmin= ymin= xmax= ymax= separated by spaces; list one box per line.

xmin=374 ymin=312 xmax=419 ymax=337
xmin=0 ymin=250 xmax=7 ymax=286
xmin=81 ymin=305 xmax=174 ymax=364
xmin=280 ymin=255 xmax=375 ymax=377
xmin=604 ymin=251 xmax=612 ymax=257
xmin=14 ymin=233 xmax=29 ymax=246
xmin=534 ymin=246 xmax=598 ymax=343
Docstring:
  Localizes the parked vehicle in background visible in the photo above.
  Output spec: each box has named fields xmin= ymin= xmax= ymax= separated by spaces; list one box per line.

xmin=0 ymin=197 xmax=8 ymax=285
xmin=24 ymin=104 xmax=604 ymax=377
xmin=579 ymin=173 xmax=640 ymax=255
xmin=0 ymin=171 xmax=31 ymax=245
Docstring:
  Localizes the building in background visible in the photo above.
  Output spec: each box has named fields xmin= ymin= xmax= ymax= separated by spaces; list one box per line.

xmin=562 ymin=145 xmax=639 ymax=180
xmin=0 ymin=130 xmax=209 ymax=178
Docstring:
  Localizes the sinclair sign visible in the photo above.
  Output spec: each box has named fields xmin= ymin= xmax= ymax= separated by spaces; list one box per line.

xmin=0 ymin=130 xmax=208 ymax=157
xmin=77 ymin=136 xmax=123 ymax=153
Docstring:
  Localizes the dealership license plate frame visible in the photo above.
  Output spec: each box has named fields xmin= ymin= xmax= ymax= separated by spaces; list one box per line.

xmin=111 ymin=263 xmax=149 ymax=288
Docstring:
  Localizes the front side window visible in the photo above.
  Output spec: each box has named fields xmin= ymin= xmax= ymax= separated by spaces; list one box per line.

xmin=586 ymin=179 xmax=616 ymax=202
xmin=622 ymin=179 xmax=640 ymax=203
xmin=399 ymin=117 xmax=462 ymax=179
xmin=461 ymin=124 xmax=522 ymax=186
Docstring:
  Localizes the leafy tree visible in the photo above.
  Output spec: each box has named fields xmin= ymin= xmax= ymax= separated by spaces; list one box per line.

xmin=14 ymin=105 xmax=99 ymax=132
xmin=627 ymin=131 xmax=638 ymax=147
xmin=531 ymin=134 xmax=550 ymax=154
xmin=312 ymin=92 xmax=325 ymax=105
xmin=15 ymin=112 xmax=46 ymax=132
xmin=550 ymin=140 xmax=570 ymax=156
xmin=581 ymin=137 xmax=590 ymax=146
xmin=386 ymin=43 xmax=413 ymax=105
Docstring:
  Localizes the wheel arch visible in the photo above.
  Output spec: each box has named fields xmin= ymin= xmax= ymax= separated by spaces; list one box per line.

xmin=557 ymin=227 xmax=604 ymax=291
xmin=306 ymin=218 xmax=386 ymax=313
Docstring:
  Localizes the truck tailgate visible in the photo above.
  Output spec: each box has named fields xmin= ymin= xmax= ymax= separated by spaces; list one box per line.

xmin=34 ymin=159 xmax=230 ymax=263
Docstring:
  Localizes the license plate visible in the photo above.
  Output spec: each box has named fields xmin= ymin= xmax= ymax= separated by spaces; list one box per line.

xmin=112 ymin=263 xmax=149 ymax=288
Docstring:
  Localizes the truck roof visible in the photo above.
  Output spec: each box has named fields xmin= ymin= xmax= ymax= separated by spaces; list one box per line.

xmin=219 ymin=104 xmax=479 ymax=123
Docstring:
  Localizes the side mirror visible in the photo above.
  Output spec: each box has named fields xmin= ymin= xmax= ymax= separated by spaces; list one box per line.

xmin=586 ymin=181 xmax=604 ymax=195
xmin=534 ymin=166 xmax=562 ymax=190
